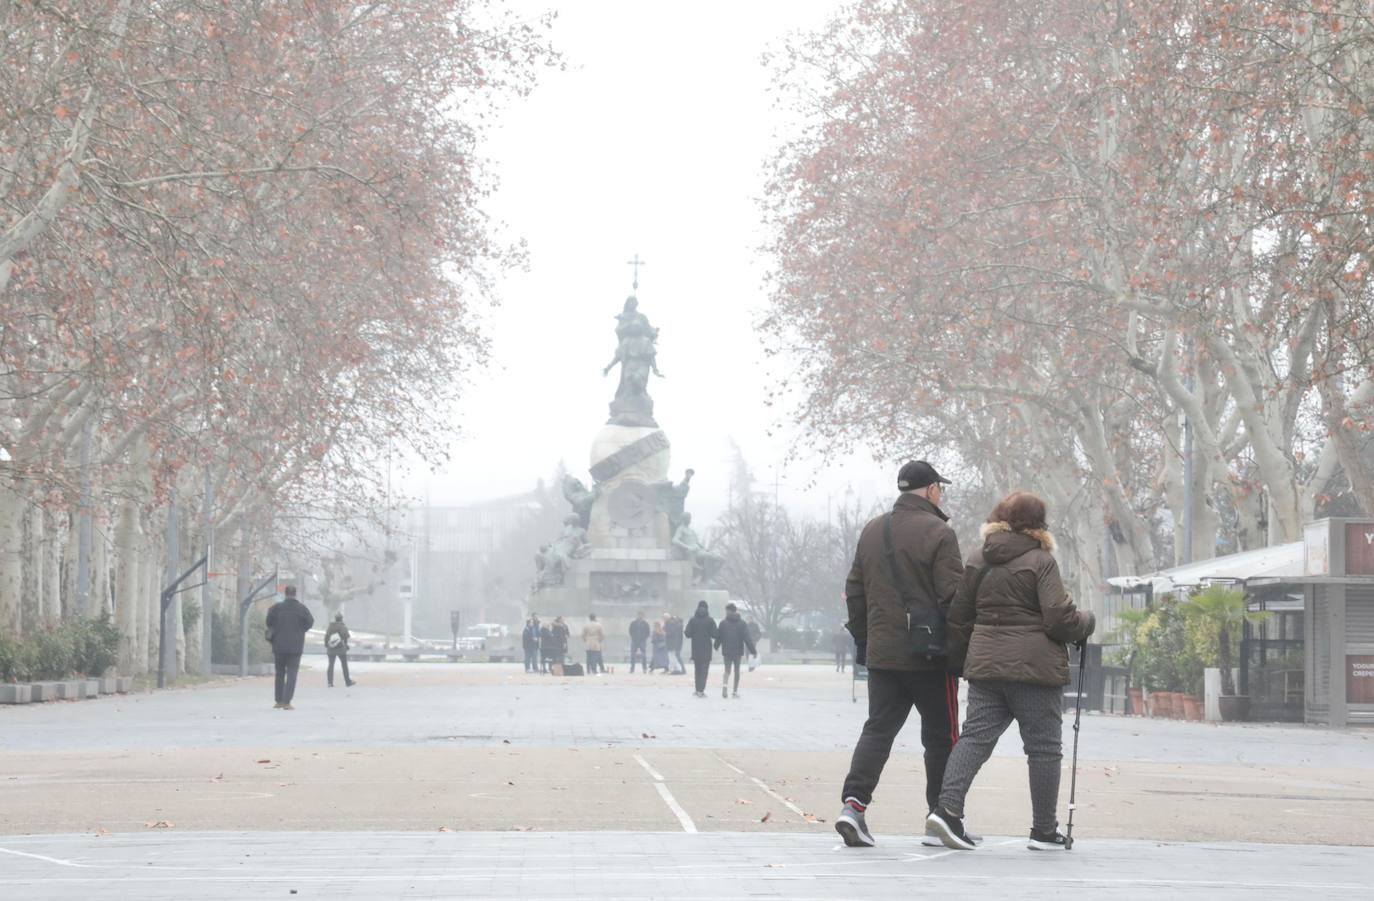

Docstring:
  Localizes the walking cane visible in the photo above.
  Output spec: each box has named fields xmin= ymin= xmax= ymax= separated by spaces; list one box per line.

xmin=1065 ymin=639 xmax=1088 ymax=850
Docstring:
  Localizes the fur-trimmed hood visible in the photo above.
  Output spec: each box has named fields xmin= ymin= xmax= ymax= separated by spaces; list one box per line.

xmin=980 ymin=521 xmax=1055 ymax=563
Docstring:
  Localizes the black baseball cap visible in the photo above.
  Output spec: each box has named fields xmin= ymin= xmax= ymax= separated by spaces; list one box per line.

xmin=897 ymin=460 xmax=950 ymax=491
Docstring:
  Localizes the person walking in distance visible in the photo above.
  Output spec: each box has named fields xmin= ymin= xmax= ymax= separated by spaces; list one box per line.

xmin=835 ymin=461 xmax=965 ymax=848
xmin=684 ymin=600 xmax=718 ymax=697
xmin=746 ymin=616 xmax=762 ymax=653
xmin=266 ymin=585 xmax=314 ymax=710
xmin=582 ymin=614 xmax=605 ymax=674
xmin=927 ymin=492 xmax=1096 ymax=852
xmin=628 ymin=611 xmax=651 ymax=674
xmin=539 ymin=619 xmax=556 ymax=674
xmin=714 ymin=603 xmax=756 ymax=698
xmin=650 ymin=619 xmax=670 ymax=673
xmin=552 ymin=616 xmax=570 ymax=670
xmin=325 ymin=613 xmax=356 ymax=688
xmin=522 ymin=616 xmax=541 ymax=673
xmin=832 ymin=624 xmax=850 ymax=672
xmin=665 ymin=611 xmax=685 ymax=674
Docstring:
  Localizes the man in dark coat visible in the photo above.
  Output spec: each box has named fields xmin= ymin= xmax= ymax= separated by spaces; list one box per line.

xmin=683 ymin=600 xmax=718 ymax=697
xmin=835 ymin=461 xmax=965 ymax=849
xmin=832 ymin=624 xmax=851 ymax=672
xmin=539 ymin=620 xmax=556 ymax=673
xmin=746 ymin=616 xmax=762 ymax=649
xmin=628 ymin=611 xmax=651 ymax=674
xmin=664 ymin=612 xmax=685 ymax=674
xmin=714 ymin=602 xmax=756 ymax=698
xmin=265 ymin=585 xmax=314 ymax=710
xmin=522 ymin=617 xmax=541 ymax=673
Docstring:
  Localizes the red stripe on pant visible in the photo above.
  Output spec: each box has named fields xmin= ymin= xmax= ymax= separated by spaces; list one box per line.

xmin=947 ymin=675 xmax=960 ymax=744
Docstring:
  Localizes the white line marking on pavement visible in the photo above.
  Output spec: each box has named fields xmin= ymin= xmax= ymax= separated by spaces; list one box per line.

xmin=750 ymin=776 xmax=807 ymax=818
xmin=902 ymin=838 xmax=1020 ymax=862
xmin=712 ymin=753 xmax=745 ymax=776
xmin=633 ymin=753 xmax=665 ymax=782
xmin=713 ymin=753 xmax=811 ymax=821
xmin=0 ymin=847 xmax=88 ymax=868
xmin=634 ymin=754 xmax=697 ymax=833
xmin=653 ymin=782 xmax=698 ymax=834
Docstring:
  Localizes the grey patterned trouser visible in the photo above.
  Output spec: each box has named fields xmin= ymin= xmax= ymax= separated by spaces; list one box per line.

xmin=938 ymin=680 xmax=1063 ymax=833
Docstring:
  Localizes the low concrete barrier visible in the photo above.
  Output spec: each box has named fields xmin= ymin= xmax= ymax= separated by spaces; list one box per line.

xmin=210 ymin=663 xmax=273 ymax=676
xmin=30 ymin=682 xmax=62 ymax=701
xmin=54 ymin=680 xmax=82 ymax=700
xmin=116 ymin=676 xmax=133 ymax=693
xmin=0 ymin=684 xmax=32 ymax=704
xmin=81 ymin=679 xmax=101 ymax=698
xmin=99 ymin=677 xmax=118 ymax=695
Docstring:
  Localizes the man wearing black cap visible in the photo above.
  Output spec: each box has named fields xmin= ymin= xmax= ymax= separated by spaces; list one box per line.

xmin=835 ymin=460 xmax=968 ymax=848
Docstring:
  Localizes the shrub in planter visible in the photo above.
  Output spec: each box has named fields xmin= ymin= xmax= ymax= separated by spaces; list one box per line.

xmin=0 ymin=631 xmax=27 ymax=682
xmin=1182 ymin=585 xmax=1270 ymax=701
xmin=72 ymin=615 xmax=121 ymax=677
xmin=25 ymin=625 xmax=78 ymax=681
xmin=0 ymin=617 xmax=123 ymax=682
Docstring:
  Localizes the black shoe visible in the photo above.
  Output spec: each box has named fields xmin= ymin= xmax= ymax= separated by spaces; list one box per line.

xmin=345 ymin=680 xmax=356 ymax=687
xmin=925 ymin=807 xmax=976 ymax=851
xmin=1028 ymin=827 xmax=1070 ymax=851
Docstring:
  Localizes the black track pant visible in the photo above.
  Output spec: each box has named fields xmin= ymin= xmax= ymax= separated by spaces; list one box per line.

xmin=274 ymin=653 xmax=302 ymax=705
xmin=327 ymin=650 xmax=351 ymax=686
xmin=693 ymin=657 xmax=711 ymax=693
xmin=841 ymin=667 xmax=959 ymax=812
xmin=722 ymin=655 xmax=742 ymax=693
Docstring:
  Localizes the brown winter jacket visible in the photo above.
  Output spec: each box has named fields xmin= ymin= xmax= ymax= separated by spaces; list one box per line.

xmin=844 ymin=494 xmax=964 ymax=671
xmin=947 ymin=523 xmax=1095 ymax=687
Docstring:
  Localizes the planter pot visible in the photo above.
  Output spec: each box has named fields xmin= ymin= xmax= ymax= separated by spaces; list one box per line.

xmin=1150 ymin=692 xmax=1172 ymax=718
xmin=1128 ymin=687 xmax=1144 ymax=716
xmin=0 ymin=684 xmax=32 ymax=704
xmin=1218 ymin=694 xmax=1251 ymax=722
xmin=1181 ymin=695 xmax=1202 ymax=721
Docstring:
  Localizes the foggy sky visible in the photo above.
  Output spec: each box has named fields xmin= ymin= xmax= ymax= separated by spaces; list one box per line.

xmin=403 ymin=1 xmax=894 ymax=525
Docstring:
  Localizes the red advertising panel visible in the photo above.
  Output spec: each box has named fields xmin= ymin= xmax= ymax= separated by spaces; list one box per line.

xmin=1350 ymin=656 xmax=1374 ymax=706
xmin=1347 ymin=523 xmax=1374 ymax=576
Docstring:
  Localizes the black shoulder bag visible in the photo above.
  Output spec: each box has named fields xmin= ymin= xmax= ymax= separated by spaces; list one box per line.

xmin=882 ymin=513 xmax=947 ymax=658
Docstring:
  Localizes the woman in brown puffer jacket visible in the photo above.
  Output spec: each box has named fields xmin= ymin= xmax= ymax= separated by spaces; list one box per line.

xmin=925 ymin=492 xmax=1094 ymax=853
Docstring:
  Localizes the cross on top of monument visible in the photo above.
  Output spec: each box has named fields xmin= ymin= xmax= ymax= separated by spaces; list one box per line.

xmin=627 ymin=253 xmax=646 ymax=292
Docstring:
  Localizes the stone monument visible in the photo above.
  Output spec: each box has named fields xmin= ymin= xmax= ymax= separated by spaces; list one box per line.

xmin=529 ymin=282 xmax=730 ymax=653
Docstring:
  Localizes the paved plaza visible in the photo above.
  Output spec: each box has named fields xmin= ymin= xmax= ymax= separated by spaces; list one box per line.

xmin=3 ymin=662 xmax=1373 ymax=898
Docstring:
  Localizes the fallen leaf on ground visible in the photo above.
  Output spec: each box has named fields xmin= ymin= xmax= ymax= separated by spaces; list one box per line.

xmin=803 ymin=813 xmax=825 ymax=823
xmin=735 ymin=798 xmax=753 ymax=805
xmin=760 ymin=811 xmax=771 ymax=823
xmin=512 ymin=825 xmax=532 ymax=832
xmin=255 ymin=759 xmax=271 ymax=764
xmin=641 ymin=733 xmax=656 ymax=739
xmin=144 ymin=820 xmax=174 ymax=829
xmin=765 ymin=863 xmax=784 ymax=868
xmin=94 ymin=828 xmax=109 ymax=837
xmin=209 ymin=774 xmax=224 ymax=783
xmin=438 ymin=826 xmax=452 ymax=833
xmin=502 ymin=739 xmax=511 ymax=744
